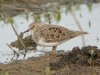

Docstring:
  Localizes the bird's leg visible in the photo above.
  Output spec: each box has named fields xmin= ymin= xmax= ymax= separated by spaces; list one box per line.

xmin=51 ymin=46 xmax=57 ymax=55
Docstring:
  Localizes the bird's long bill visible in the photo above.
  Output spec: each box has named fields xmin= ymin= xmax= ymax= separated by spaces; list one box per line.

xmin=23 ymin=29 xmax=29 ymax=33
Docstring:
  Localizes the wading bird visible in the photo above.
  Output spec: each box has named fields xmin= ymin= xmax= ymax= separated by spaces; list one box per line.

xmin=24 ymin=22 xmax=87 ymax=55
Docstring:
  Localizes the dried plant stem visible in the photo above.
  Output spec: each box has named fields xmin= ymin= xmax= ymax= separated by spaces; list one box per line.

xmin=3 ymin=12 xmax=27 ymax=58
xmin=11 ymin=24 xmax=27 ymax=58
xmin=6 ymin=44 xmax=17 ymax=53
xmin=6 ymin=44 xmax=19 ymax=61
xmin=1 ymin=4 xmax=24 ymax=11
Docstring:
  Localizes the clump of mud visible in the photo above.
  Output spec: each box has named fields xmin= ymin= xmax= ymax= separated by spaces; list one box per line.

xmin=50 ymin=46 xmax=100 ymax=70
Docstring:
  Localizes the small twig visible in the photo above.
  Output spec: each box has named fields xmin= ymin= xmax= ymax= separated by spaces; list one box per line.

xmin=11 ymin=24 xmax=27 ymax=58
xmin=6 ymin=44 xmax=17 ymax=54
xmin=6 ymin=44 xmax=19 ymax=62
xmin=1 ymin=4 xmax=24 ymax=11
xmin=3 ymin=12 xmax=27 ymax=58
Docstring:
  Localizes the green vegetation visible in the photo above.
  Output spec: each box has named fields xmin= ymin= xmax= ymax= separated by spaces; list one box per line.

xmin=0 ymin=0 xmax=96 ymax=23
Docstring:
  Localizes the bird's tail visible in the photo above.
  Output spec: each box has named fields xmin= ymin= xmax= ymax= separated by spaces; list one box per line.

xmin=76 ymin=31 xmax=88 ymax=35
xmin=69 ymin=31 xmax=88 ymax=38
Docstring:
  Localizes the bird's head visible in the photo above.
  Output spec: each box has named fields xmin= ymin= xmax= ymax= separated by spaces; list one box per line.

xmin=24 ymin=22 xmax=41 ymax=33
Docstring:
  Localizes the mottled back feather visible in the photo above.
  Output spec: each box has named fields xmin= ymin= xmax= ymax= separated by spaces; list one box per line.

xmin=34 ymin=25 xmax=75 ymax=42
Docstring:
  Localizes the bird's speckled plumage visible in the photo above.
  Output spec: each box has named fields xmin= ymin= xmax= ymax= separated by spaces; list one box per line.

xmin=29 ymin=23 xmax=86 ymax=44
xmin=28 ymin=22 xmax=87 ymax=54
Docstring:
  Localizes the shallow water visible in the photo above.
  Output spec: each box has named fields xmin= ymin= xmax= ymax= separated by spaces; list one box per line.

xmin=0 ymin=3 xmax=100 ymax=63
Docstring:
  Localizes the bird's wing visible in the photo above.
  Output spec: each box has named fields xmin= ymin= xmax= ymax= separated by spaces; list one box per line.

xmin=37 ymin=25 xmax=71 ymax=42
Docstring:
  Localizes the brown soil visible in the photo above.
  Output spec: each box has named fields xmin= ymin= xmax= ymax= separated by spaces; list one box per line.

xmin=0 ymin=46 xmax=100 ymax=75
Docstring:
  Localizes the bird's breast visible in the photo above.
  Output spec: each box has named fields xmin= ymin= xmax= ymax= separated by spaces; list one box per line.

xmin=37 ymin=38 xmax=65 ymax=47
xmin=31 ymin=31 xmax=39 ymax=43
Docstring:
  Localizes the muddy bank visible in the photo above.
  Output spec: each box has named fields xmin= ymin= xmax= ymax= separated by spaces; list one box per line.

xmin=0 ymin=46 xmax=100 ymax=75
xmin=50 ymin=46 xmax=100 ymax=70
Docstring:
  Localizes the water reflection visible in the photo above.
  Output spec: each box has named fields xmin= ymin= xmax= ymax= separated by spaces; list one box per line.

xmin=0 ymin=3 xmax=100 ymax=63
